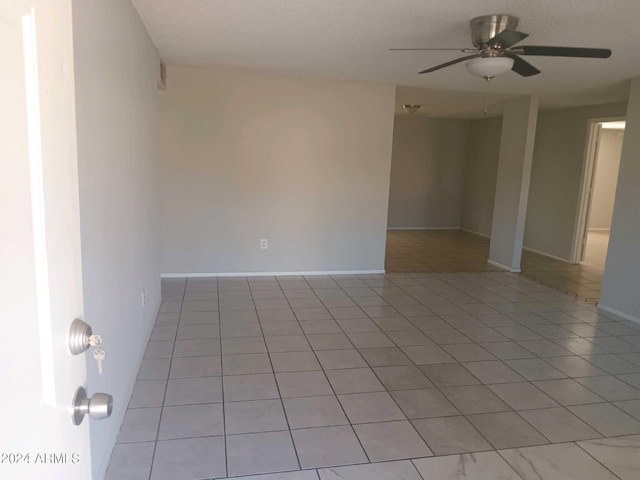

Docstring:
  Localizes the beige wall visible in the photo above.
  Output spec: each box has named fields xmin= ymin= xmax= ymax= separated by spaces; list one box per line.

xmin=387 ymin=115 xmax=469 ymax=228
xmin=461 ymin=116 xmax=502 ymax=236
xmin=159 ymin=65 xmax=396 ymax=274
xmin=589 ymin=129 xmax=624 ymax=229
xmin=72 ymin=0 xmax=161 ymax=476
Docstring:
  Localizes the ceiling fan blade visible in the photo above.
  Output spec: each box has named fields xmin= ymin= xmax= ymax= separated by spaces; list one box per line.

xmin=518 ymin=46 xmax=612 ymax=58
xmin=389 ymin=48 xmax=474 ymax=52
xmin=504 ymin=53 xmax=541 ymax=77
xmin=486 ymin=30 xmax=529 ymax=49
xmin=418 ymin=54 xmax=481 ymax=74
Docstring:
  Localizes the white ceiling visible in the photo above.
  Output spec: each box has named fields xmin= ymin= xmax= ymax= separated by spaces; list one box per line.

xmin=132 ymin=0 xmax=640 ymax=117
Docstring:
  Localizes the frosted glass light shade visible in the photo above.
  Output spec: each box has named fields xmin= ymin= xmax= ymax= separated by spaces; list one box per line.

xmin=465 ymin=56 xmax=514 ymax=78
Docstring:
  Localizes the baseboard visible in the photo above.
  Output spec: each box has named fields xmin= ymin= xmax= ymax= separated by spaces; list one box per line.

xmin=487 ymin=259 xmax=521 ymax=273
xmin=522 ymin=246 xmax=572 ymax=264
xmin=97 ymin=298 xmax=161 ymax=480
xmin=460 ymin=228 xmax=491 ymax=239
xmin=161 ymin=270 xmax=386 ymax=278
xmin=387 ymin=227 xmax=460 ymax=231
xmin=598 ymin=303 xmax=640 ymax=325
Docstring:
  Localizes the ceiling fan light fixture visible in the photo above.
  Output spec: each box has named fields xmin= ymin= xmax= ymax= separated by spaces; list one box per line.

xmin=402 ymin=104 xmax=421 ymax=115
xmin=465 ymin=56 xmax=514 ymax=79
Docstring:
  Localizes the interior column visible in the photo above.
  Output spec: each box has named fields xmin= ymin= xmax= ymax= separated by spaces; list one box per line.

xmin=488 ymin=95 xmax=539 ymax=272
xmin=600 ymin=78 xmax=640 ymax=323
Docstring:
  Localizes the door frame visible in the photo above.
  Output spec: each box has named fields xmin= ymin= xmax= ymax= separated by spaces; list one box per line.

xmin=570 ymin=116 xmax=626 ymax=264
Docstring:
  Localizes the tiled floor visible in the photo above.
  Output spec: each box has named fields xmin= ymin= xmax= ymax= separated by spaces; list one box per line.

xmin=386 ymin=230 xmax=607 ymax=302
xmin=385 ymin=230 xmax=498 ymax=273
xmin=107 ymin=272 xmax=640 ymax=479
xmin=520 ymin=231 xmax=608 ymax=303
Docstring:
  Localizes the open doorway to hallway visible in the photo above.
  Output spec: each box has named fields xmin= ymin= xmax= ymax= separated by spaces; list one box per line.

xmin=581 ymin=121 xmax=624 ymax=267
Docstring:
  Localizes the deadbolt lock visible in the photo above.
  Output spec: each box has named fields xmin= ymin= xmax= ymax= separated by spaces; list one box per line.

xmin=68 ymin=318 xmax=102 ymax=355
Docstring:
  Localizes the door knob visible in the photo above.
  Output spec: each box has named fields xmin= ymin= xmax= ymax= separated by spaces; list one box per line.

xmin=72 ymin=386 xmax=113 ymax=425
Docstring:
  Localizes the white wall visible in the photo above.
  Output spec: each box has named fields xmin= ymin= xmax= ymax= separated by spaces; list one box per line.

xmin=588 ymin=129 xmax=624 ymax=229
xmin=71 ymin=0 xmax=161 ymax=477
xmin=159 ymin=65 xmax=396 ymax=274
xmin=387 ymin=115 xmax=469 ymax=228
xmin=461 ymin=116 xmax=502 ymax=236
xmin=601 ymin=78 xmax=640 ymax=323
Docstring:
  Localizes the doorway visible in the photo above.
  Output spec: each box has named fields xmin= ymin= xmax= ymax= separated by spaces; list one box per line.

xmin=573 ymin=118 xmax=625 ymax=266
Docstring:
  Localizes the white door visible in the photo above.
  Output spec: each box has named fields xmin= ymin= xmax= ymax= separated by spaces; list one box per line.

xmin=0 ymin=0 xmax=93 ymax=478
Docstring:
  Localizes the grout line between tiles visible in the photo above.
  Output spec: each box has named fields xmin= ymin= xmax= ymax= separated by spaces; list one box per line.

xmin=275 ymin=276 xmax=373 ymax=467
xmin=256 ymin=281 xmax=304 ymax=474
xmin=135 ymin=272 xmax=640 ymax=479
xmin=147 ymin=281 xmax=186 ymax=480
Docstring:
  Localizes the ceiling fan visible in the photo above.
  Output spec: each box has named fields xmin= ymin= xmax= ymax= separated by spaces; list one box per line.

xmin=391 ymin=14 xmax=612 ymax=80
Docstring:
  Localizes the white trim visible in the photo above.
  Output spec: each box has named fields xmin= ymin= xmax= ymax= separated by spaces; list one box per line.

xmin=487 ymin=259 xmax=521 ymax=273
xmin=588 ymin=228 xmax=611 ymax=232
xmin=460 ymin=228 xmax=491 ymax=239
xmin=598 ymin=303 xmax=640 ymax=325
xmin=522 ymin=246 xmax=572 ymax=264
xmin=387 ymin=227 xmax=460 ymax=231
xmin=161 ymin=270 xmax=386 ymax=278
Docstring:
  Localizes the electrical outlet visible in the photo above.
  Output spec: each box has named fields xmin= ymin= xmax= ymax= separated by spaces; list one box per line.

xmin=260 ymin=239 xmax=268 ymax=250
xmin=141 ymin=289 xmax=146 ymax=308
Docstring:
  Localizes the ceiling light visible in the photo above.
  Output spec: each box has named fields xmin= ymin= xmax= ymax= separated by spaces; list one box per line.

xmin=465 ymin=56 xmax=514 ymax=79
xmin=402 ymin=104 xmax=421 ymax=115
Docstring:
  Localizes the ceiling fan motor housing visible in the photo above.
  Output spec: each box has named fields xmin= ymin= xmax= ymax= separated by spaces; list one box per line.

xmin=471 ymin=14 xmax=519 ymax=50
